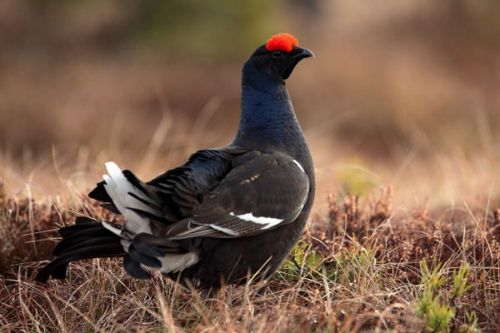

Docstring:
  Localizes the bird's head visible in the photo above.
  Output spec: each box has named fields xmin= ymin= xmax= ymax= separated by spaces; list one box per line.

xmin=246 ymin=33 xmax=314 ymax=82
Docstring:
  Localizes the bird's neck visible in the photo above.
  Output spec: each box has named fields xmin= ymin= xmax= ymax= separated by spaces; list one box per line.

xmin=233 ymin=64 xmax=304 ymax=152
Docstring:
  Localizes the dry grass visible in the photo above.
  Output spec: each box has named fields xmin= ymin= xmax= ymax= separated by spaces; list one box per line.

xmin=1 ymin=181 xmax=498 ymax=332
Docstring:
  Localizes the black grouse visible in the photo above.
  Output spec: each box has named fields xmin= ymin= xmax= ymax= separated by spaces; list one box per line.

xmin=36 ymin=33 xmax=315 ymax=289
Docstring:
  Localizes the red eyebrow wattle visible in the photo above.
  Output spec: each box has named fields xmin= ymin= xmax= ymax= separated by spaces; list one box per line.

xmin=265 ymin=33 xmax=299 ymax=53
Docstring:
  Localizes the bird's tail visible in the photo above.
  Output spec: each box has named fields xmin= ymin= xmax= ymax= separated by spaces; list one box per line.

xmin=35 ymin=217 xmax=126 ymax=282
xmin=88 ymin=161 xmax=166 ymax=231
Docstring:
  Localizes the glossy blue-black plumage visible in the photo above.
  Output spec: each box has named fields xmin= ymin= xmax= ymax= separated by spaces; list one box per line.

xmin=36 ymin=40 xmax=315 ymax=288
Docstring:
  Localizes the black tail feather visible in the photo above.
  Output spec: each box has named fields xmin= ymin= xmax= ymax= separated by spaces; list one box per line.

xmin=123 ymin=255 xmax=151 ymax=279
xmin=53 ymin=236 xmax=120 ymax=256
xmin=36 ymin=243 xmax=125 ymax=282
xmin=127 ymin=244 xmax=162 ymax=268
xmin=58 ymin=219 xmax=116 ymax=238
xmin=35 ymin=217 xmax=125 ymax=283
xmin=88 ymin=182 xmax=120 ymax=214
xmin=122 ymin=170 xmax=154 ymax=198
xmin=88 ymin=181 xmax=110 ymax=202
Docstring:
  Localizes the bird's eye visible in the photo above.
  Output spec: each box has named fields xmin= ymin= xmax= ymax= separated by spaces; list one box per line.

xmin=272 ymin=51 xmax=283 ymax=59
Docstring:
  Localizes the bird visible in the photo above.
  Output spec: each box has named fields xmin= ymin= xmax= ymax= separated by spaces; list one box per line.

xmin=36 ymin=33 xmax=315 ymax=289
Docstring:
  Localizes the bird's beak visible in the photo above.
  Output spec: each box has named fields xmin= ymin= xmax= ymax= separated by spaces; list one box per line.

xmin=282 ymin=47 xmax=315 ymax=80
xmin=293 ymin=47 xmax=315 ymax=60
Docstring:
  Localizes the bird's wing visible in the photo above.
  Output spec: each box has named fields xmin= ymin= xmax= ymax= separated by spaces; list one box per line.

xmin=88 ymin=148 xmax=239 ymax=225
xmin=146 ymin=148 xmax=241 ymax=222
xmin=86 ymin=148 xmax=308 ymax=275
xmin=165 ymin=151 xmax=310 ymax=239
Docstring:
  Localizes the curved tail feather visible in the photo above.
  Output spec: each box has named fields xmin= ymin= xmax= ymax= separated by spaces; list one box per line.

xmin=35 ymin=217 xmax=125 ymax=282
xmin=91 ymin=162 xmax=166 ymax=234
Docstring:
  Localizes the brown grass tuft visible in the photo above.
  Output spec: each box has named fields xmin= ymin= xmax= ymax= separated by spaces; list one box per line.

xmin=1 ymin=189 xmax=498 ymax=332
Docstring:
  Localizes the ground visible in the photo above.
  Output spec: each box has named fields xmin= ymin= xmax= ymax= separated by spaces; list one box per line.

xmin=1 ymin=178 xmax=498 ymax=332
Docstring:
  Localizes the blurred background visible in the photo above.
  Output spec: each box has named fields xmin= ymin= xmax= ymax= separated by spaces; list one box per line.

xmin=0 ymin=0 xmax=499 ymax=212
